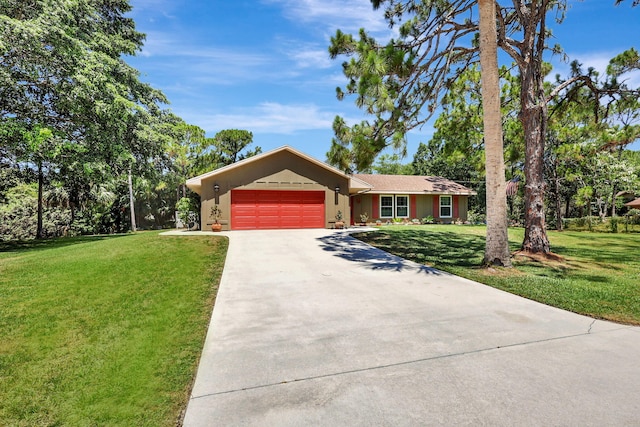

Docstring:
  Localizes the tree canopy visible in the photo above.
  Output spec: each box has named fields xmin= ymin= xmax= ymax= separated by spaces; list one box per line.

xmin=0 ymin=1 xmax=266 ymax=240
xmin=328 ymin=0 xmax=640 ymax=254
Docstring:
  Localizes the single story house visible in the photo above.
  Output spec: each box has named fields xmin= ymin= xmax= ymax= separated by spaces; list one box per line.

xmin=185 ymin=146 xmax=476 ymax=231
xmin=351 ymin=174 xmax=476 ymax=225
xmin=625 ymin=197 xmax=640 ymax=209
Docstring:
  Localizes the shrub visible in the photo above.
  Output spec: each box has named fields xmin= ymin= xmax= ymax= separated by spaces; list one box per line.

xmin=175 ymin=197 xmax=193 ymax=228
xmin=609 ymin=216 xmax=619 ymax=233
xmin=628 ymin=209 xmax=640 ymax=225
xmin=421 ymin=215 xmax=435 ymax=224
xmin=467 ymin=210 xmax=485 ymax=225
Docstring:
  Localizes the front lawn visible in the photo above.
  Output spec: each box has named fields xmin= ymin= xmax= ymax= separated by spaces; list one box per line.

xmin=0 ymin=231 xmax=227 ymax=426
xmin=355 ymin=225 xmax=640 ymax=325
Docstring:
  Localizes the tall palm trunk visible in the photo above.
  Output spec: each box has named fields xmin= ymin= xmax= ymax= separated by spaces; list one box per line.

xmin=479 ymin=0 xmax=511 ymax=266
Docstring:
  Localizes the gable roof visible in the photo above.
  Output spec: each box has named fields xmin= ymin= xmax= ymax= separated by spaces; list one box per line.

xmin=625 ymin=197 xmax=640 ymax=209
xmin=185 ymin=145 xmax=370 ymax=194
xmin=353 ymin=174 xmax=476 ymax=195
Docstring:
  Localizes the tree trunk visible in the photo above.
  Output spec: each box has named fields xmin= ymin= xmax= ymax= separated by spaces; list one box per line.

xmin=520 ymin=66 xmax=550 ymax=253
xmin=128 ymin=168 xmax=137 ymax=232
xmin=36 ymin=162 xmax=44 ymax=239
xmin=611 ymin=184 xmax=618 ymax=217
xmin=479 ymin=0 xmax=511 ymax=267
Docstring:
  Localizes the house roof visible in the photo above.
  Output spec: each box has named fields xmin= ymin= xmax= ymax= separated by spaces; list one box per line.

xmin=352 ymin=174 xmax=476 ymax=195
xmin=625 ymin=197 xmax=640 ymax=208
xmin=186 ymin=145 xmax=370 ymax=194
xmin=185 ymin=146 xmax=475 ymax=196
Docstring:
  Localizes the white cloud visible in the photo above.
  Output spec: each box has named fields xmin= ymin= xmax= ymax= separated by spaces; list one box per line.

xmin=552 ymin=51 xmax=640 ymax=88
xmin=128 ymin=0 xmax=181 ymax=24
xmin=264 ymin=0 xmax=391 ymax=35
xmin=139 ymin=31 xmax=269 ymax=64
xmin=178 ymin=102 xmax=339 ymax=134
xmin=289 ymin=48 xmax=333 ymax=69
xmin=564 ymin=52 xmax=614 ymax=75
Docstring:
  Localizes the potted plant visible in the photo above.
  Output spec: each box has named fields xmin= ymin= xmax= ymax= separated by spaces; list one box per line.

xmin=360 ymin=212 xmax=369 ymax=226
xmin=210 ymin=205 xmax=222 ymax=232
xmin=335 ymin=210 xmax=344 ymax=229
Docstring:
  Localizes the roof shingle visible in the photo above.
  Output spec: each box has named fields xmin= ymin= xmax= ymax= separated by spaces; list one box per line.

xmin=352 ymin=174 xmax=476 ymax=195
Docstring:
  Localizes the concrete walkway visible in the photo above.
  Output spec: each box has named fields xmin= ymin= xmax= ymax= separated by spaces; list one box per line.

xmin=181 ymin=229 xmax=640 ymax=426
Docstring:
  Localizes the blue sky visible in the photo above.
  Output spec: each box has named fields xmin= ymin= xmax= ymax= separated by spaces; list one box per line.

xmin=126 ymin=1 xmax=640 ymax=162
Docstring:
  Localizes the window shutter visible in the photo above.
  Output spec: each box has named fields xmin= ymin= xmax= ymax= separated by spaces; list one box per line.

xmin=410 ymin=195 xmax=417 ymax=218
xmin=433 ymin=196 xmax=439 ymax=219
xmin=453 ymin=196 xmax=459 ymax=218
xmin=372 ymin=195 xmax=379 ymax=219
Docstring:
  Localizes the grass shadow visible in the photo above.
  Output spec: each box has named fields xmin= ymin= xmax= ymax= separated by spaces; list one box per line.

xmin=353 ymin=229 xmax=487 ymax=270
xmin=0 ymin=233 xmax=131 ymax=256
xmin=317 ymin=231 xmax=444 ymax=275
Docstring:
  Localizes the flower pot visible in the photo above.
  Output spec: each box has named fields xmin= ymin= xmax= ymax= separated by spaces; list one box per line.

xmin=211 ymin=223 xmax=222 ymax=232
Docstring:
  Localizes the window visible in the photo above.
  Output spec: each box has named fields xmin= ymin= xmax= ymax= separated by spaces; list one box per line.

xmin=380 ymin=196 xmax=393 ymax=218
xmin=396 ymin=196 xmax=409 ymax=218
xmin=379 ymin=195 xmax=410 ymax=218
xmin=440 ymin=195 xmax=452 ymax=218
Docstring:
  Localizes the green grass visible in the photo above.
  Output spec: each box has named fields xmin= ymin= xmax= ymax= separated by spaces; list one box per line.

xmin=355 ymin=225 xmax=640 ymax=325
xmin=0 ymin=231 xmax=228 ymax=426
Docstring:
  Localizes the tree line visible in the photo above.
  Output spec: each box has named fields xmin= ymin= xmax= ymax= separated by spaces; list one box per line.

xmin=0 ymin=1 xmax=259 ymax=240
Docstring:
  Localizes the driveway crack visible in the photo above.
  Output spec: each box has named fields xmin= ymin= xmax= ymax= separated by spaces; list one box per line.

xmin=190 ymin=327 xmax=607 ymax=401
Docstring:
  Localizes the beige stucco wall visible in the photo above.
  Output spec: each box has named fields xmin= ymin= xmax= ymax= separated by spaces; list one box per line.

xmin=199 ymin=150 xmax=350 ymax=230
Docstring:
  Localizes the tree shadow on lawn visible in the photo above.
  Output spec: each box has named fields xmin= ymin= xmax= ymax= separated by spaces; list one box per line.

xmin=352 ymin=229 xmax=488 ymax=270
xmin=552 ymin=244 xmax=640 ymax=268
xmin=317 ymin=231 xmax=445 ymax=275
xmin=0 ymin=234 xmax=130 ymax=256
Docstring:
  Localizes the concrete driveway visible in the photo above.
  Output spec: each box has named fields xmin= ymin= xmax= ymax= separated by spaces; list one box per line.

xmin=182 ymin=229 xmax=640 ymax=426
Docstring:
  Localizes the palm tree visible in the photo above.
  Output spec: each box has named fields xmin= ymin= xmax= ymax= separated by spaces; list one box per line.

xmin=479 ymin=0 xmax=511 ymax=267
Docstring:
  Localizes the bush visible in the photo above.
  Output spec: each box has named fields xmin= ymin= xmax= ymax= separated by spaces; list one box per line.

xmin=567 ymin=216 xmax=595 ymax=231
xmin=622 ymin=209 xmax=640 ymax=233
xmin=176 ymin=197 xmax=194 ymax=228
xmin=609 ymin=216 xmax=619 ymax=233
xmin=467 ymin=210 xmax=486 ymax=225
xmin=0 ymin=182 xmax=76 ymax=240
xmin=421 ymin=215 xmax=435 ymax=224
xmin=627 ymin=209 xmax=640 ymax=225
xmin=0 ymin=205 xmax=71 ymax=241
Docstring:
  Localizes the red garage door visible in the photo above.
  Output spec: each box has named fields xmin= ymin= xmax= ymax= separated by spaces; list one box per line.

xmin=231 ymin=190 xmax=325 ymax=230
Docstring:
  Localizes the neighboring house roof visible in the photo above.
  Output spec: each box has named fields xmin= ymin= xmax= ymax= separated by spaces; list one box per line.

xmin=352 ymin=174 xmax=476 ymax=196
xmin=186 ymin=145 xmax=370 ymax=194
xmin=616 ymin=190 xmax=636 ymax=201
xmin=625 ymin=197 xmax=640 ymax=209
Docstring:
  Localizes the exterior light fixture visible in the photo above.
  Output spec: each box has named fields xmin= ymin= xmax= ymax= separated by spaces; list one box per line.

xmin=334 ymin=185 xmax=340 ymax=205
xmin=213 ymin=183 xmax=220 ymax=204
xmin=334 ymin=186 xmax=340 ymax=193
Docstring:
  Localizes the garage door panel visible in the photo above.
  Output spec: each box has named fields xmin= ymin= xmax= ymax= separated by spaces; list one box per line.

xmin=231 ymin=190 xmax=325 ymax=230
